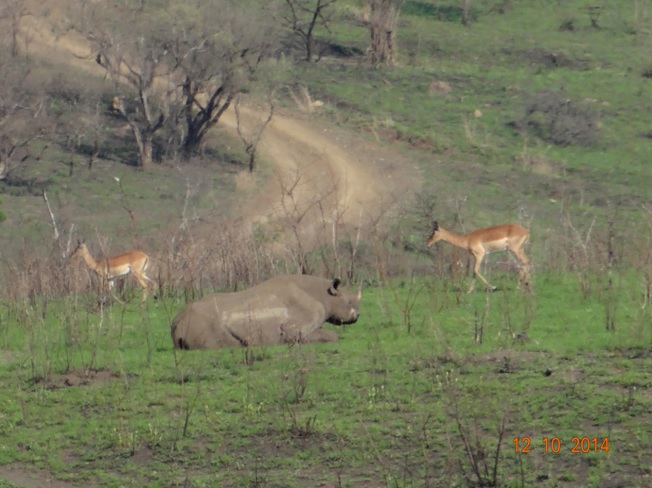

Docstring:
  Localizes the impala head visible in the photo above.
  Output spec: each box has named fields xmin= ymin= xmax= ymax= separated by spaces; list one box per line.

xmin=69 ymin=240 xmax=87 ymax=262
xmin=426 ymin=221 xmax=442 ymax=247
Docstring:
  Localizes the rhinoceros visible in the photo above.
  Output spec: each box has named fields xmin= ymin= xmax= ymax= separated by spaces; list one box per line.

xmin=171 ymin=275 xmax=361 ymax=349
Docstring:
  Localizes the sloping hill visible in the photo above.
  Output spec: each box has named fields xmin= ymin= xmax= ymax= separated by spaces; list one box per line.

xmin=20 ymin=13 xmax=421 ymax=248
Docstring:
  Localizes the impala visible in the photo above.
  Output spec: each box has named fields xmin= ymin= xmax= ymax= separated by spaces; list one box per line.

xmin=70 ymin=241 xmax=156 ymax=303
xmin=426 ymin=222 xmax=530 ymax=292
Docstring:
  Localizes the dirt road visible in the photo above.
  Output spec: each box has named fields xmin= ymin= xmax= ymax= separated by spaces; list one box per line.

xmin=22 ymin=14 xmax=420 ymax=232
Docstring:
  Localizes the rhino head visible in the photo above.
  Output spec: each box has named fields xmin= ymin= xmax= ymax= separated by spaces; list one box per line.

xmin=325 ymin=278 xmax=361 ymax=325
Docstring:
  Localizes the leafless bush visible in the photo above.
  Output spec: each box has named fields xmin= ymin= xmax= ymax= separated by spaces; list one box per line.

xmin=442 ymin=373 xmax=509 ymax=488
xmin=263 ymin=162 xmax=379 ymax=281
xmin=161 ymin=218 xmax=275 ymax=300
xmin=279 ymin=345 xmax=319 ymax=437
xmin=559 ymin=212 xmax=599 ymax=297
xmin=0 ymin=241 xmax=74 ymax=305
xmin=234 ymin=95 xmax=274 ymax=172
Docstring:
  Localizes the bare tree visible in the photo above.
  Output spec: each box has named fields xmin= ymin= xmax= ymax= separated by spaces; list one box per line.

xmin=75 ymin=1 xmax=174 ymax=169
xmin=234 ymin=95 xmax=274 ymax=173
xmin=366 ymin=0 xmax=405 ymax=66
xmin=72 ymin=1 xmax=285 ymax=163
xmin=283 ymin=0 xmax=339 ymax=62
xmin=168 ymin=0 xmax=285 ymax=157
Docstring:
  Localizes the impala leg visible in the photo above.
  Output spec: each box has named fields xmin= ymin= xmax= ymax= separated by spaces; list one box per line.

xmin=107 ymin=278 xmax=126 ymax=305
xmin=470 ymin=251 xmax=496 ymax=292
xmin=467 ymin=278 xmax=476 ymax=293
xmin=132 ymin=273 xmax=151 ymax=303
xmin=136 ymin=270 xmax=158 ymax=302
xmin=143 ymin=273 xmax=157 ymax=298
xmin=518 ymin=264 xmax=531 ymax=287
xmin=475 ymin=271 xmax=497 ymax=291
xmin=511 ymin=248 xmax=531 ymax=289
xmin=139 ymin=261 xmax=157 ymax=301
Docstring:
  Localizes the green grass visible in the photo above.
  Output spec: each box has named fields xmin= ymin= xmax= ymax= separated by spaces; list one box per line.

xmin=1 ymin=271 xmax=651 ymax=487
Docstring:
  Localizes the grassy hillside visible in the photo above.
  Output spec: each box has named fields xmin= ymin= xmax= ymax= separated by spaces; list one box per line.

xmin=304 ymin=0 xmax=652 ymax=222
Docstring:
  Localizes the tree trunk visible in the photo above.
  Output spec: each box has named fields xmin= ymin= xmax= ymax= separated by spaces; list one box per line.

xmin=181 ymin=77 xmax=235 ymax=158
xmin=182 ymin=130 xmax=203 ymax=159
xmin=368 ymin=0 xmax=402 ymax=66
xmin=139 ymin=140 xmax=153 ymax=169
xmin=461 ymin=0 xmax=472 ymax=26
xmin=133 ymin=127 xmax=153 ymax=169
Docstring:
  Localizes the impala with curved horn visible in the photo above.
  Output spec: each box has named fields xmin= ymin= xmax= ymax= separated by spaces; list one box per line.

xmin=426 ymin=222 xmax=530 ymax=292
xmin=70 ymin=240 xmax=156 ymax=303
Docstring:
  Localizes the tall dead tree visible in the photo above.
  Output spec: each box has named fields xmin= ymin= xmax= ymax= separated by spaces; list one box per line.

xmin=367 ymin=0 xmax=405 ymax=66
xmin=73 ymin=1 xmax=285 ymax=163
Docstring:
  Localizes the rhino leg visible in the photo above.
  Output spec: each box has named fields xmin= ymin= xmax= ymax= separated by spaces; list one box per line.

xmin=303 ymin=328 xmax=339 ymax=343
xmin=284 ymin=298 xmax=328 ymax=342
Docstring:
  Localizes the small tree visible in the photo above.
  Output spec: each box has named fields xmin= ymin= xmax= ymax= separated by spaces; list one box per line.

xmin=234 ymin=94 xmax=274 ymax=173
xmin=462 ymin=0 xmax=472 ymax=26
xmin=0 ymin=195 xmax=5 ymax=224
xmin=233 ymin=55 xmax=287 ymax=172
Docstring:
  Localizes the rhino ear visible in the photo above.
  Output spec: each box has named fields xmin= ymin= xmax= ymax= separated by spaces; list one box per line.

xmin=328 ymin=278 xmax=341 ymax=296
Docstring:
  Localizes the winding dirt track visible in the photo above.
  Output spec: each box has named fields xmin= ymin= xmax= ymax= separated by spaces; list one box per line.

xmin=22 ymin=14 xmax=420 ymax=233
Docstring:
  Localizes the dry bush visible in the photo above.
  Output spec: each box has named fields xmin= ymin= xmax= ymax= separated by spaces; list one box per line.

xmin=159 ymin=218 xmax=276 ymax=301
xmin=511 ymin=90 xmax=601 ymax=147
xmin=0 ymin=242 xmax=74 ymax=303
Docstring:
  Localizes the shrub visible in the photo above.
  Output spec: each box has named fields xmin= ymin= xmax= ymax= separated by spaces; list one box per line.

xmin=511 ymin=90 xmax=601 ymax=147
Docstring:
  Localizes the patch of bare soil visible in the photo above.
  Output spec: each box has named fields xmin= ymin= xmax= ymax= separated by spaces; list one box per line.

xmin=33 ymin=368 xmax=121 ymax=389
xmin=222 ymin=102 xmax=421 ymax=229
xmin=0 ymin=465 xmax=77 ymax=488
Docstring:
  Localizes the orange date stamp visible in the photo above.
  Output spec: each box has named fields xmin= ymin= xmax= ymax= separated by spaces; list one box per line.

xmin=513 ymin=437 xmax=610 ymax=454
